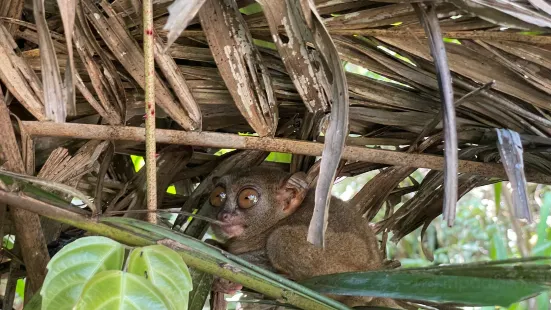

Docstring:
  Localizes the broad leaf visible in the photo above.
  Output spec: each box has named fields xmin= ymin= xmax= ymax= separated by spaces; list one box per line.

xmin=74 ymin=270 xmax=172 ymax=310
xmin=40 ymin=236 xmax=125 ymax=310
xmin=301 ymin=270 xmax=548 ymax=306
xmin=127 ymin=244 xmax=193 ymax=310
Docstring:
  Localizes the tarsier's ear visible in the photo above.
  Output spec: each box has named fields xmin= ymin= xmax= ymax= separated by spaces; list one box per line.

xmin=278 ymin=172 xmax=309 ymax=215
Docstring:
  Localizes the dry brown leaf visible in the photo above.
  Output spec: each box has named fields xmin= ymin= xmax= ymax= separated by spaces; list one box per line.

xmin=198 ymin=0 xmax=278 ymax=137
xmin=33 ymin=0 xmax=66 ymax=122
xmin=163 ymin=0 xmax=206 ymax=50
xmin=258 ymin=0 xmax=330 ymax=113
xmin=496 ymin=129 xmax=531 ymax=221
xmin=56 ymin=0 xmax=76 ymax=116
xmin=0 ymin=0 xmax=25 ymax=35
xmin=73 ymin=2 xmax=126 ymax=124
xmin=294 ymin=0 xmax=349 ymax=247
xmin=0 ymin=25 xmax=46 ymax=120
xmin=415 ymin=3 xmax=458 ymax=226
xmin=153 ymin=35 xmax=202 ymax=129
xmin=450 ymin=0 xmax=551 ymax=29
xmin=82 ymin=1 xmax=200 ymax=130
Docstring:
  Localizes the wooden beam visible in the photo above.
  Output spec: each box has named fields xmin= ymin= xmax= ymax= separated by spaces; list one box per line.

xmin=22 ymin=121 xmax=551 ymax=184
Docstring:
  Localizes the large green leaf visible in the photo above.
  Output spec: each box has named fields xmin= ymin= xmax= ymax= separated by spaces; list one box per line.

xmin=40 ymin=236 xmax=125 ymax=310
xmin=75 ymin=270 xmax=172 ymax=309
xmin=127 ymin=244 xmax=193 ymax=309
xmin=300 ymin=270 xmax=547 ymax=306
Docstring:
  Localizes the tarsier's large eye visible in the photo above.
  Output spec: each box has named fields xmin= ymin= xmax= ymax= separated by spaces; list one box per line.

xmin=237 ymin=188 xmax=259 ymax=209
xmin=210 ymin=186 xmax=227 ymax=207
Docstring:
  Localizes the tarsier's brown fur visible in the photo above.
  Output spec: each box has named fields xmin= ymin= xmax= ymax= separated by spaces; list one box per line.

xmin=209 ymin=167 xmax=400 ymax=308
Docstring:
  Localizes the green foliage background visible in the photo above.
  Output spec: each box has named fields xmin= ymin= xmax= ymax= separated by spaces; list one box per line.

xmin=333 ymin=170 xmax=551 ymax=310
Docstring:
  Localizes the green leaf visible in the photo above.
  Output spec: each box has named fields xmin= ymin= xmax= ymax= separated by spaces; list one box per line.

xmin=300 ymin=271 xmax=547 ymax=306
xmin=23 ymin=290 xmax=42 ymax=310
xmin=214 ymin=149 xmax=235 ymax=156
xmin=536 ymin=192 xmax=551 ymax=249
xmin=127 ymin=244 xmax=193 ymax=310
xmin=239 ymin=2 xmax=262 ymax=15
xmin=265 ymin=152 xmax=292 ymax=163
xmin=253 ymin=39 xmax=277 ymax=50
xmin=3 ymin=235 xmax=14 ymax=249
xmin=166 ymin=185 xmax=177 ymax=195
xmin=16 ymin=278 xmax=25 ymax=299
xmin=494 ymin=182 xmax=502 ymax=214
xmin=490 ymin=234 xmax=508 ymax=260
xmin=533 ymin=242 xmax=551 ymax=257
xmin=40 ymin=236 xmax=125 ymax=310
xmin=75 ymin=270 xmax=172 ymax=310
xmin=536 ymin=291 xmax=549 ymax=309
xmin=187 ymin=268 xmax=214 ymax=310
xmin=443 ymin=38 xmax=461 ymax=44
xmin=131 ymin=155 xmax=145 ymax=172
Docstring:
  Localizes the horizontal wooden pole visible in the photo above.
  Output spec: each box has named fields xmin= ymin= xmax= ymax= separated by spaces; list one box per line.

xmin=22 ymin=121 xmax=551 ymax=184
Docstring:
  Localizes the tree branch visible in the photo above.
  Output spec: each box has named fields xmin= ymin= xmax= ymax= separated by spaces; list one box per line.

xmin=21 ymin=121 xmax=551 ymax=184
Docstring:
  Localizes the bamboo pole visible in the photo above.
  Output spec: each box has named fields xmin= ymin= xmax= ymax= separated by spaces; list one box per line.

xmin=143 ymin=0 xmax=157 ymax=224
xmin=22 ymin=121 xmax=551 ymax=185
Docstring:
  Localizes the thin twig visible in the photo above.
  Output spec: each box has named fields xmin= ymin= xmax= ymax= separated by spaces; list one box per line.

xmin=409 ymin=80 xmax=495 ymax=151
xmin=94 ymin=142 xmax=114 ymax=215
xmin=20 ymin=121 xmax=551 ymax=185
xmin=143 ymin=0 xmax=157 ymax=224
xmin=103 ymin=209 xmax=224 ymax=226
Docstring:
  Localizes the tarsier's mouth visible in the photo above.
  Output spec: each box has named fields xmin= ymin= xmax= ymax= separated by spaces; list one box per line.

xmin=217 ymin=223 xmax=245 ymax=238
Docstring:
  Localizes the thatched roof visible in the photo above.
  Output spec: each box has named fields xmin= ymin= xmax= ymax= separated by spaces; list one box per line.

xmin=1 ymin=0 xmax=551 ymax=263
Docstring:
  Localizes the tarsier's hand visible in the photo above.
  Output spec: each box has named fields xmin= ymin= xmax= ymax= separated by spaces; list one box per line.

xmin=213 ymin=277 xmax=243 ymax=295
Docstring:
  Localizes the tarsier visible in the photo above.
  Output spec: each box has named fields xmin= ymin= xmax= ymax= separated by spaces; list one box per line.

xmin=208 ymin=167 xmax=400 ymax=308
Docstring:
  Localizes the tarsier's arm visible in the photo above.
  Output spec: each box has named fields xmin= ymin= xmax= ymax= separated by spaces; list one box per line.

xmin=235 ymin=249 xmax=279 ymax=273
xmin=207 ymin=239 xmax=274 ymax=270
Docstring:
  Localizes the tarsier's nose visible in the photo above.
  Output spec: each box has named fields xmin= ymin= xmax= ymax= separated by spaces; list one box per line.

xmin=218 ymin=211 xmax=232 ymax=222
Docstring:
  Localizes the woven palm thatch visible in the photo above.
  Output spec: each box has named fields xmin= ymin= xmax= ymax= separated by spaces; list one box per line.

xmin=0 ymin=0 xmax=551 ymax=302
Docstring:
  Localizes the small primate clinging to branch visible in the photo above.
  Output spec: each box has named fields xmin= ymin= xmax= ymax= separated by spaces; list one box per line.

xmin=208 ymin=167 xmax=400 ymax=308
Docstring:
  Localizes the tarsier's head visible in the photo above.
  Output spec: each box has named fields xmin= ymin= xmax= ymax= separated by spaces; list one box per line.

xmin=208 ymin=167 xmax=309 ymax=241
